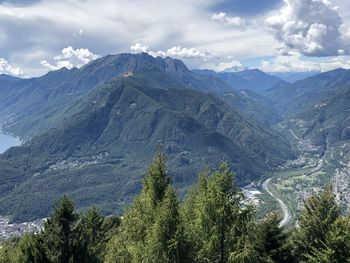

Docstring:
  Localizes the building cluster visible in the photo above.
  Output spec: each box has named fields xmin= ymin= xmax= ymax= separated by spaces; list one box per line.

xmin=0 ymin=216 xmax=45 ymax=240
xmin=46 ymin=152 xmax=109 ymax=173
xmin=332 ymin=168 xmax=350 ymax=212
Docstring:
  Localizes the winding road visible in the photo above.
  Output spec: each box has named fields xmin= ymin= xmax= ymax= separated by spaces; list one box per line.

xmin=262 ymin=178 xmax=292 ymax=227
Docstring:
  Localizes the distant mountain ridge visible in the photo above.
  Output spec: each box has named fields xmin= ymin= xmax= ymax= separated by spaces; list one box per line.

xmin=194 ymin=68 xmax=287 ymax=94
xmin=266 ymin=68 xmax=350 ymax=152
xmin=2 ymin=52 xmax=350 ymax=223
xmin=269 ymin=71 xmax=320 ymax=83
xmin=0 ymin=68 xmax=294 ymax=221
xmin=0 ymin=53 xmax=281 ymax=137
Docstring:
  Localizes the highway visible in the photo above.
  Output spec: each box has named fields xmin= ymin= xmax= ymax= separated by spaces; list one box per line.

xmin=262 ymin=178 xmax=292 ymax=227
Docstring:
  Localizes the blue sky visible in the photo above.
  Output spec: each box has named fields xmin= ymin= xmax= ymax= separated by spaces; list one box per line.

xmin=211 ymin=0 xmax=283 ymax=16
xmin=0 ymin=0 xmax=350 ymax=77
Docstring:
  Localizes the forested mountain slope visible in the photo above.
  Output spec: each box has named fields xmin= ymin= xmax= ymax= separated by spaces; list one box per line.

xmin=0 ymin=53 xmax=278 ymax=138
xmin=0 ymin=69 xmax=294 ymax=221
xmin=266 ymin=69 xmax=350 ymax=151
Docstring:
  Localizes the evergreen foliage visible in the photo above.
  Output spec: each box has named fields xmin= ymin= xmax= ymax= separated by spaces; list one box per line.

xmin=181 ymin=163 xmax=260 ymax=263
xmin=42 ymin=196 xmax=78 ymax=262
xmin=104 ymin=152 xmax=190 ymax=263
xmin=1 ymin=154 xmax=350 ymax=263
xmin=291 ymin=186 xmax=340 ymax=262
xmin=259 ymin=213 xmax=290 ymax=263
xmin=0 ymin=197 xmax=119 ymax=262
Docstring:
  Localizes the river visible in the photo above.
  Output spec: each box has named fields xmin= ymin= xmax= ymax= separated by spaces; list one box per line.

xmin=0 ymin=133 xmax=21 ymax=154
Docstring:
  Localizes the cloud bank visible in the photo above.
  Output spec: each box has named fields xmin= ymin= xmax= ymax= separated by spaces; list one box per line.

xmin=0 ymin=0 xmax=350 ymax=75
xmin=131 ymin=43 xmax=216 ymax=60
xmin=266 ymin=0 xmax=350 ymax=56
xmin=41 ymin=46 xmax=100 ymax=71
xmin=211 ymin=12 xmax=246 ymax=29
xmin=0 ymin=0 xmax=277 ymax=76
xmin=130 ymin=43 xmax=248 ymax=72
xmin=0 ymin=58 xmax=25 ymax=76
xmin=260 ymin=54 xmax=350 ymax=72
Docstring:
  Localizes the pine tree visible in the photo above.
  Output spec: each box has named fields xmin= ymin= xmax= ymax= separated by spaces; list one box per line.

xmin=259 ymin=213 xmax=290 ymax=263
xmin=0 ymin=240 xmax=19 ymax=263
xmin=74 ymin=207 xmax=111 ymax=263
xmin=228 ymin=206 xmax=261 ymax=263
xmin=10 ymin=159 xmax=350 ymax=262
xmin=18 ymin=234 xmax=48 ymax=263
xmin=144 ymin=187 xmax=190 ymax=263
xmin=105 ymin=151 xmax=187 ymax=263
xmin=325 ymin=217 xmax=350 ymax=262
xmin=143 ymin=151 xmax=170 ymax=209
xmin=181 ymin=162 xmax=259 ymax=263
xmin=180 ymin=172 xmax=208 ymax=261
xmin=291 ymin=186 xmax=340 ymax=261
xmin=306 ymin=216 xmax=350 ymax=262
xmin=42 ymin=195 xmax=78 ymax=263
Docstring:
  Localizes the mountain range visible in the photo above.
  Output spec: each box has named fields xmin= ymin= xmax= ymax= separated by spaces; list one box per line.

xmin=0 ymin=54 xmax=281 ymax=138
xmin=266 ymin=69 xmax=350 ymax=152
xmin=0 ymin=53 xmax=349 ymax=222
xmin=269 ymin=71 xmax=320 ymax=83
xmin=194 ymin=68 xmax=286 ymax=94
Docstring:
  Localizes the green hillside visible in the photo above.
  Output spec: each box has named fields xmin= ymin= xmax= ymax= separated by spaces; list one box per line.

xmin=266 ymin=69 xmax=350 ymax=151
xmin=0 ymin=69 xmax=294 ymax=222
xmin=0 ymin=54 xmax=280 ymax=138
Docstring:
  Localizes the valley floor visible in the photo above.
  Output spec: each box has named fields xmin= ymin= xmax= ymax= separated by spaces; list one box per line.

xmin=256 ymin=126 xmax=350 ymax=227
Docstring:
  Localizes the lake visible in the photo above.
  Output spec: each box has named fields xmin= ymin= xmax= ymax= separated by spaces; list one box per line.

xmin=0 ymin=133 xmax=21 ymax=154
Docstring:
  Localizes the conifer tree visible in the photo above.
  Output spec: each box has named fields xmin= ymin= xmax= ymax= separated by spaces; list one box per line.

xmin=18 ymin=234 xmax=48 ymax=263
xmin=42 ymin=195 xmax=78 ymax=263
xmin=227 ymin=206 xmax=261 ymax=263
xmin=306 ymin=216 xmax=350 ymax=262
xmin=181 ymin=162 xmax=259 ymax=263
xmin=105 ymin=151 xmax=188 ymax=263
xmin=74 ymin=207 xmax=112 ymax=263
xmin=325 ymin=217 xmax=350 ymax=262
xmin=259 ymin=213 xmax=290 ymax=263
xmin=144 ymin=187 xmax=190 ymax=263
xmin=0 ymin=240 xmax=19 ymax=263
xmin=9 ymin=159 xmax=350 ymax=263
xmin=291 ymin=186 xmax=340 ymax=261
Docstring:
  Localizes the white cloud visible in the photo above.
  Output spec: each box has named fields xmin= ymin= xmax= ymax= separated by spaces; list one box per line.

xmin=0 ymin=57 xmax=25 ymax=76
xmin=131 ymin=43 xmax=216 ymax=60
xmin=41 ymin=46 xmax=100 ymax=71
xmin=266 ymin=0 xmax=350 ymax=56
xmin=260 ymin=54 xmax=350 ymax=72
xmin=211 ymin=12 xmax=246 ymax=29
xmin=151 ymin=46 xmax=216 ymax=60
xmin=129 ymin=43 xmax=249 ymax=71
xmin=221 ymin=61 xmax=248 ymax=72
xmin=0 ymin=0 xmax=277 ymax=76
xmin=130 ymin=43 xmax=149 ymax=54
xmin=190 ymin=56 xmax=248 ymax=72
xmin=3 ymin=0 xmax=349 ymax=76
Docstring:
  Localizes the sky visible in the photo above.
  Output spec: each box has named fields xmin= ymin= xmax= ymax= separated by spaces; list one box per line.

xmin=0 ymin=0 xmax=350 ymax=77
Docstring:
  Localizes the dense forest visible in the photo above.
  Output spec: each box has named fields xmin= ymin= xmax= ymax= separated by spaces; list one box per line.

xmin=1 ymin=153 xmax=349 ymax=263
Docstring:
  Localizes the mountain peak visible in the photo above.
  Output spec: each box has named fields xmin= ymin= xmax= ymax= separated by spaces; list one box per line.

xmin=238 ymin=68 xmax=268 ymax=76
xmin=80 ymin=52 xmax=190 ymax=79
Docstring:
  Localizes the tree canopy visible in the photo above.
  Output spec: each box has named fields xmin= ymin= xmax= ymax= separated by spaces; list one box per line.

xmin=1 ymin=154 xmax=349 ymax=263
